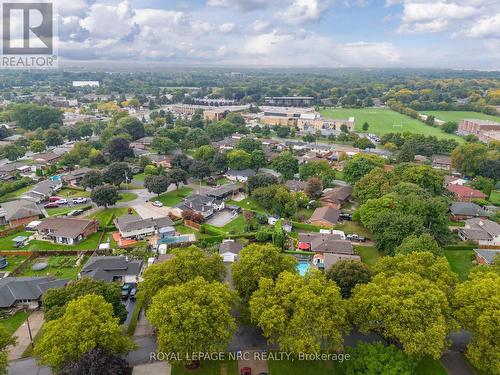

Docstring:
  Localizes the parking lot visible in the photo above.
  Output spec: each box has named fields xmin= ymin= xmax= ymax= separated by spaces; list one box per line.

xmin=206 ymin=209 xmax=238 ymax=227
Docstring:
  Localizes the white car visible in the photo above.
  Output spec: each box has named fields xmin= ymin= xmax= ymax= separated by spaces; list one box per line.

xmin=55 ymin=199 xmax=68 ymax=205
xmin=152 ymin=201 xmax=163 ymax=207
xmin=72 ymin=197 xmax=87 ymax=204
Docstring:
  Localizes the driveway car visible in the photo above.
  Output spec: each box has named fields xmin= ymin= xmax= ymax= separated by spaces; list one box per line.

xmin=152 ymin=201 xmax=163 ymax=207
xmin=48 ymin=196 xmax=62 ymax=202
xmin=55 ymin=199 xmax=68 ymax=205
xmin=130 ymin=287 xmax=137 ymax=299
xmin=44 ymin=202 xmax=59 ymax=208
xmin=72 ymin=197 xmax=87 ymax=204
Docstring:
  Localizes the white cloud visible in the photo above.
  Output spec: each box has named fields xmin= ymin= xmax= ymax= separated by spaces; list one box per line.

xmin=278 ymin=0 xmax=331 ymax=23
xmin=468 ymin=14 xmax=500 ymax=38
xmin=207 ymin=0 xmax=284 ymax=11
xmin=249 ymin=20 xmax=272 ymax=33
xmin=219 ymin=22 xmax=236 ymax=33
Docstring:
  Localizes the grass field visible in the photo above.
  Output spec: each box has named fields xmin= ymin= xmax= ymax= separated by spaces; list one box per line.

xmin=0 ymin=184 xmax=33 ymax=203
xmin=0 ymin=311 xmax=28 ymax=336
xmin=57 ymin=188 xmax=90 ymax=198
xmin=320 ymin=108 xmax=461 ymax=140
xmin=415 ymin=357 xmax=448 ymax=375
xmin=489 ymin=190 xmax=500 ymax=205
xmin=421 ymin=110 xmax=500 ymax=123
xmin=17 ymin=255 xmax=81 ymax=279
xmin=355 ymin=245 xmax=382 ymax=267
xmin=154 ymin=187 xmax=193 ymax=207
xmin=2 ymin=255 xmax=28 ymax=271
xmin=227 ymin=198 xmax=268 ymax=214
xmin=0 ymin=231 xmax=102 ymax=251
xmin=444 ymin=249 xmax=475 ymax=281
xmin=91 ymin=207 xmax=132 ymax=226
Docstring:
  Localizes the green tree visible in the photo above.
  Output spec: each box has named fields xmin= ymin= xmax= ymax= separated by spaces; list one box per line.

xmin=34 ymin=295 xmax=134 ymax=371
xmin=353 ymin=137 xmax=375 ymax=149
xmin=250 ymin=149 xmax=267 ymax=169
xmin=441 ymin=121 xmax=458 ymax=134
xmin=395 ymin=233 xmax=442 ymax=256
xmin=451 ymin=142 xmax=488 ymax=176
xmin=45 ymin=128 xmax=64 ymax=146
xmin=11 ymin=104 xmax=62 ymax=130
xmin=194 ymin=145 xmax=216 ymax=162
xmin=147 ymin=277 xmax=236 ymax=365
xmin=353 ymin=168 xmax=398 ymax=203
xmin=2 ymin=144 xmax=25 ymax=161
xmin=82 ymin=170 xmax=103 ymax=190
xmin=59 ymin=347 xmax=132 ymax=375
xmin=343 ymin=154 xmax=385 ymax=185
xmin=117 ymin=116 xmax=145 ymax=140
xmin=247 ymin=174 xmax=279 ymax=193
xmin=362 ymin=122 xmax=369 ymax=131
xmin=250 ymin=271 xmax=348 ymax=354
xmin=344 ymin=342 xmax=416 ymax=375
xmin=107 ymin=137 xmax=133 ymax=162
xmin=0 ymin=327 xmax=15 ymax=375
xmin=349 ymin=273 xmax=453 ymax=359
xmin=471 ymin=176 xmax=494 ymax=197
xmin=103 ymin=162 xmax=131 ymax=186
xmin=91 ymin=185 xmax=120 ymax=208
xmin=144 ymin=175 xmax=170 ymax=196
xmin=227 ymin=149 xmax=252 ymax=170
xmin=151 ymin=137 xmax=176 ymax=154
xmin=272 ymin=151 xmax=298 ymax=180
xmin=189 ymin=160 xmax=211 ymax=180
xmin=30 ymin=140 xmax=46 ymax=153
xmin=168 ymin=168 xmax=188 ymax=189
xmin=138 ymin=246 xmax=226 ymax=307
xmin=454 ymin=271 xmax=500 ymax=374
xmin=42 ymin=277 xmax=127 ymax=323
xmin=232 ymin=244 xmax=297 ymax=302
xmin=236 ymin=137 xmax=262 ymax=153
xmin=299 ymin=160 xmax=336 ymax=187
xmin=304 ymin=177 xmax=323 ymax=200
xmin=326 ymin=260 xmax=372 ymax=298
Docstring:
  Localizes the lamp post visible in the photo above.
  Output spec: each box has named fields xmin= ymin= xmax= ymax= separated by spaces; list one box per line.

xmin=23 ymin=305 xmax=34 ymax=349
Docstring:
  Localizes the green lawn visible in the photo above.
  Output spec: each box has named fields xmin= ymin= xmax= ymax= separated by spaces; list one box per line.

xmin=227 ymin=198 xmax=268 ymax=214
xmin=0 ymin=230 xmax=102 ymax=251
xmin=268 ymin=357 xmax=343 ymax=375
xmin=335 ymin=221 xmax=371 ymax=239
xmin=171 ymin=360 xmax=238 ymax=375
xmin=489 ymin=190 xmax=500 ymax=205
xmin=355 ymin=245 xmax=382 ymax=267
xmin=46 ymin=204 xmax=91 ymax=217
xmin=2 ymin=255 xmax=28 ymax=272
xmin=133 ymin=173 xmax=145 ymax=182
xmin=220 ymin=215 xmax=246 ymax=234
xmin=0 ymin=184 xmax=34 ymax=203
xmin=0 ymin=311 xmax=28 ymax=336
xmin=444 ymin=249 xmax=475 ymax=281
xmin=153 ymin=187 xmax=193 ymax=207
xmin=421 ymin=110 xmax=500 ymax=123
xmin=17 ymin=255 xmax=81 ymax=279
xmin=118 ymin=192 xmax=138 ymax=203
xmin=320 ymin=108 xmax=461 ymax=140
xmin=415 ymin=357 xmax=448 ymax=375
xmin=57 ymin=187 xmax=90 ymax=198
xmin=91 ymin=207 xmax=133 ymax=226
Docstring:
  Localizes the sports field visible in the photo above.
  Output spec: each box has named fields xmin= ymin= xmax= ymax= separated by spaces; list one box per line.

xmin=421 ymin=110 xmax=500 ymax=123
xmin=320 ymin=108 xmax=461 ymax=140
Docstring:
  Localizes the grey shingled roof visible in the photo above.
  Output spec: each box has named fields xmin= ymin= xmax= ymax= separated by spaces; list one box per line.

xmin=299 ymin=233 xmax=354 ymax=254
xmin=474 ymin=249 xmax=500 ymax=264
xmin=115 ymin=215 xmax=174 ymax=233
xmin=465 ymin=218 xmax=500 ymax=238
xmin=0 ymin=199 xmax=41 ymax=221
xmin=0 ymin=277 xmax=68 ymax=308
xmin=219 ymin=240 xmax=243 ymax=255
xmin=450 ymin=202 xmax=488 ymax=217
xmin=80 ymin=256 xmax=143 ymax=281
xmin=310 ymin=206 xmax=340 ymax=225
xmin=225 ymin=169 xmax=256 ymax=178
xmin=37 ymin=217 xmax=97 ymax=239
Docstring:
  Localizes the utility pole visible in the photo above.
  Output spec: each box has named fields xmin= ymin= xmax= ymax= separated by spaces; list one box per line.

xmin=24 ymin=306 xmax=33 ymax=349
xmin=125 ymin=171 xmax=129 ymax=191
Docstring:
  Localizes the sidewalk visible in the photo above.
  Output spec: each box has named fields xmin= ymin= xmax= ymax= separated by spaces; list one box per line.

xmin=133 ymin=309 xmax=153 ymax=337
xmin=8 ymin=311 xmax=44 ymax=361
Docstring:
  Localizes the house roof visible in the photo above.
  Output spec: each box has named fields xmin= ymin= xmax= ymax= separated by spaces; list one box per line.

xmin=115 ymin=214 xmax=174 ymax=233
xmin=225 ymin=169 xmax=256 ymax=178
xmin=0 ymin=277 xmax=68 ymax=308
xmin=62 ymin=167 xmax=92 ymax=182
xmin=219 ymin=240 xmax=243 ymax=255
xmin=285 ymin=179 xmax=306 ymax=192
xmin=80 ymin=256 xmax=143 ymax=282
xmin=447 ymin=185 xmax=487 ymax=199
xmin=32 ymin=152 xmax=60 ymax=163
xmin=474 ymin=249 xmax=500 ymax=264
xmin=206 ymin=184 xmax=241 ymax=199
xmin=0 ymin=162 xmax=29 ymax=173
xmin=432 ymin=154 xmax=452 ymax=165
xmin=0 ymin=199 xmax=41 ymax=221
xmin=30 ymin=179 xmax=60 ymax=196
xmin=175 ymin=194 xmax=218 ymax=213
xmin=309 ymin=206 xmax=340 ymax=225
xmin=298 ymin=233 xmax=354 ymax=254
xmin=450 ymin=202 xmax=488 ymax=217
xmin=464 ymin=218 xmax=500 ymax=238
xmin=37 ymin=217 xmax=97 ymax=239
xmin=323 ymin=253 xmax=361 ymax=270
xmin=321 ymin=186 xmax=353 ymax=204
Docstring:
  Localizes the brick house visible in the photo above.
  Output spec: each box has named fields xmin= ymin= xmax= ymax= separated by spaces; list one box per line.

xmin=36 ymin=217 xmax=99 ymax=245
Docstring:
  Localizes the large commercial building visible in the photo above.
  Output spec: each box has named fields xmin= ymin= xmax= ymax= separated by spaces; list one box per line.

xmin=265 ymin=96 xmax=314 ymax=107
xmin=459 ymin=119 xmax=500 ymax=144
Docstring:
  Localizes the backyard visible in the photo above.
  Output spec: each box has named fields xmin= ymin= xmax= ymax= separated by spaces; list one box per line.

xmin=91 ymin=207 xmax=133 ymax=226
xmin=421 ymin=110 xmax=500 ymax=123
xmin=0 ymin=311 xmax=28 ymax=336
xmin=57 ymin=188 xmax=90 ymax=198
xmin=355 ymin=245 xmax=382 ymax=267
xmin=320 ymin=108 xmax=461 ymax=140
xmin=227 ymin=197 xmax=267 ymax=214
xmin=153 ymin=187 xmax=193 ymax=207
xmin=489 ymin=190 xmax=500 ymax=205
xmin=0 ymin=184 xmax=34 ymax=203
xmin=1 ymin=255 xmax=28 ymax=272
xmin=444 ymin=249 xmax=475 ymax=281
xmin=0 ymin=231 xmax=102 ymax=251
xmin=17 ymin=255 xmax=82 ymax=279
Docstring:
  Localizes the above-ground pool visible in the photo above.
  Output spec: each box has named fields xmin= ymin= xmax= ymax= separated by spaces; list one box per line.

xmin=296 ymin=261 xmax=310 ymax=276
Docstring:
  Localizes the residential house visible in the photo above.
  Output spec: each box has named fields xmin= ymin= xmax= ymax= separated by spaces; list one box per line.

xmin=224 ymin=169 xmax=256 ymax=182
xmin=458 ymin=219 xmax=500 ymax=246
xmin=444 ymin=176 xmax=466 ymax=186
xmin=62 ymin=167 xmax=92 ymax=186
xmin=320 ymin=186 xmax=353 ymax=209
xmin=313 ymin=252 xmax=361 ymax=270
xmin=148 ymin=154 xmax=174 ymax=169
xmin=298 ymin=232 xmax=354 ymax=254
xmin=32 ymin=152 xmax=61 ymax=166
xmin=0 ymin=277 xmax=68 ymax=309
xmin=212 ymin=137 xmax=239 ymax=151
xmin=450 ymin=202 xmax=488 ymax=221
xmin=285 ymin=179 xmax=306 ymax=192
xmin=0 ymin=162 xmax=32 ymax=179
xmin=174 ymin=194 xmax=224 ymax=218
xmin=114 ymin=214 xmax=174 ymax=240
xmin=473 ymin=249 xmax=500 ymax=265
xmin=130 ymin=137 xmax=154 ymax=150
xmin=205 ymin=184 xmax=242 ymax=200
xmin=80 ymin=256 xmax=143 ymax=284
xmin=447 ymin=185 xmax=487 ymax=202
xmin=258 ymin=168 xmax=282 ymax=179
xmin=309 ymin=206 xmax=340 ymax=227
xmin=0 ymin=199 xmax=42 ymax=227
xmin=23 ymin=179 xmax=62 ymax=203
xmin=36 ymin=217 xmax=99 ymax=245
xmin=432 ymin=155 xmax=452 ymax=170
xmin=219 ymin=239 xmax=244 ymax=263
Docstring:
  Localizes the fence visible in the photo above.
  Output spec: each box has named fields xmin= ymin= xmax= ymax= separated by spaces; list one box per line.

xmin=0 ymin=225 xmax=25 ymax=238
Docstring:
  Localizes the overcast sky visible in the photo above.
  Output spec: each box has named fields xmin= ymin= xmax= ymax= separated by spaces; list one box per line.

xmin=50 ymin=0 xmax=500 ymax=69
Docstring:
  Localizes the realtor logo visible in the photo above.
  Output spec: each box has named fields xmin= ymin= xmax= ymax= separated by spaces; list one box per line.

xmin=1 ymin=1 xmax=56 ymax=68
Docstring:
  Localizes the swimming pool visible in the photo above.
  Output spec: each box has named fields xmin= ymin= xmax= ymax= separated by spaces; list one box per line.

xmin=296 ymin=261 xmax=310 ymax=276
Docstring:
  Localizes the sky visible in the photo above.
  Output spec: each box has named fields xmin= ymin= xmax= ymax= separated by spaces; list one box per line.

xmin=47 ymin=0 xmax=500 ymax=69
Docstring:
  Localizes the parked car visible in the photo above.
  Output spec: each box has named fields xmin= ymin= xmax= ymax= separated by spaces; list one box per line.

xmin=121 ymin=288 xmax=130 ymax=299
xmin=130 ymin=288 xmax=137 ymax=299
xmin=55 ymin=199 xmax=68 ymax=205
xmin=152 ymin=201 xmax=163 ymax=207
xmin=340 ymin=213 xmax=352 ymax=221
xmin=67 ymin=209 xmax=83 ymax=217
xmin=240 ymin=368 xmax=252 ymax=375
xmin=48 ymin=196 xmax=62 ymax=202
xmin=121 ymin=283 xmax=135 ymax=299
xmin=44 ymin=202 xmax=59 ymax=208
xmin=72 ymin=197 xmax=87 ymax=204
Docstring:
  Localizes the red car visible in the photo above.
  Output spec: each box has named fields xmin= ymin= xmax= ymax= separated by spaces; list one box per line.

xmin=240 ymin=368 xmax=252 ymax=375
xmin=44 ymin=202 xmax=59 ymax=208
xmin=48 ymin=196 xmax=62 ymax=202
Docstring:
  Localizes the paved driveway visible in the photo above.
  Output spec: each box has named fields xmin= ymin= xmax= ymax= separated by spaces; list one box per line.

xmin=206 ymin=210 xmax=237 ymax=227
xmin=132 ymin=202 xmax=173 ymax=219
xmin=8 ymin=311 xmax=44 ymax=361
